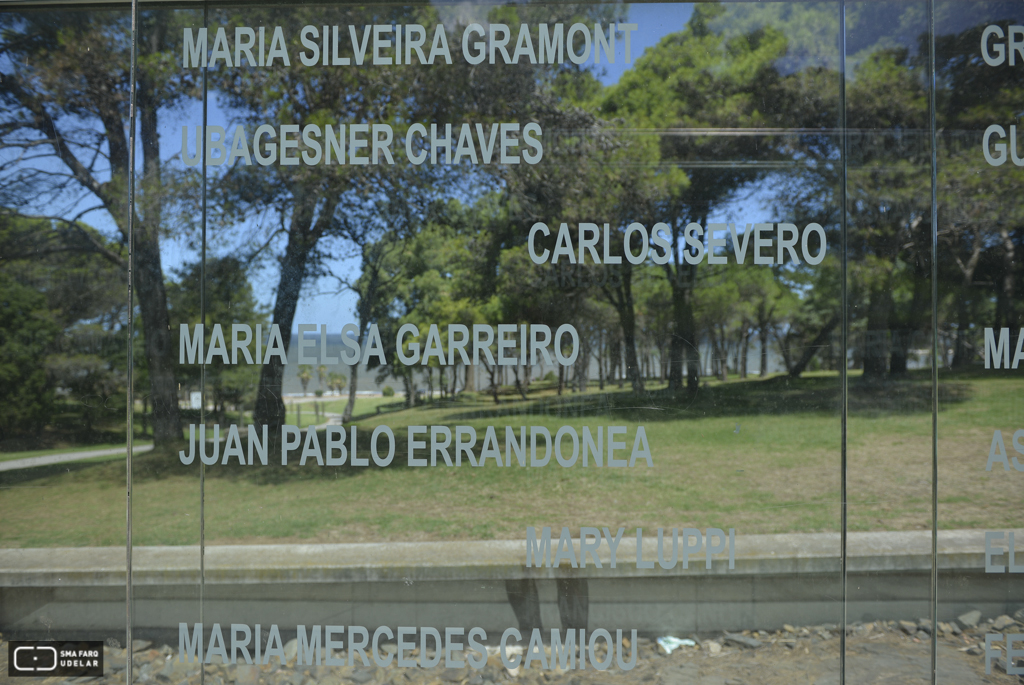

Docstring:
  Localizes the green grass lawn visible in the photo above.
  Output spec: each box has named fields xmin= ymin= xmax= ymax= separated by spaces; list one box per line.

xmin=181 ymin=396 xmax=398 ymax=429
xmin=1 ymin=371 xmax=1021 ymax=547
xmin=279 ymin=395 xmax=400 ymax=427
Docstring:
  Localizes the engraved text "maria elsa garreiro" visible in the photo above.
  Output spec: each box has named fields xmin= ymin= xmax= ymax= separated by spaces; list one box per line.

xmin=179 ymin=323 xmax=581 ymax=368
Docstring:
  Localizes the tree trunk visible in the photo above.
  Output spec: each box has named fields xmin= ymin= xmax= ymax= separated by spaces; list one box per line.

xmin=619 ymin=310 xmax=644 ymax=393
xmin=403 ymin=371 xmax=414 ymax=408
xmin=556 ymin=578 xmax=589 ymax=631
xmin=612 ymin=339 xmax=623 ymax=388
xmin=608 ymin=268 xmax=644 ymax=394
xmin=759 ymin=324 xmax=770 ymax=377
xmin=505 ymin=579 xmax=542 ymax=633
xmin=134 ymin=225 xmax=181 ymax=444
xmin=253 ymin=225 xmax=313 ymax=434
xmin=740 ymin=329 xmax=749 ymax=379
xmin=253 ymin=187 xmax=336 ymax=434
xmin=342 ymin=362 xmax=358 ymax=423
xmin=576 ymin=337 xmax=589 ymax=393
xmin=718 ymin=336 xmax=728 ymax=382
xmin=788 ymin=314 xmax=840 ymax=378
xmin=890 ymin=274 xmax=929 ymax=375
xmin=513 ymin=366 xmax=528 ymax=400
xmin=863 ymin=288 xmax=893 ymax=379
xmin=952 ymin=231 xmax=983 ymax=367
xmin=3 ymin=25 xmax=188 ymax=442
xmin=951 ymin=292 xmax=972 ymax=367
xmin=664 ymin=219 xmax=701 ymax=393
xmin=666 ymin=280 xmax=685 ymax=388
xmin=133 ymin=42 xmax=181 ymax=446
xmin=142 ymin=395 xmax=149 ymax=437
xmin=888 ymin=331 xmax=911 ymax=375
xmin=999 ymin=227 xmax=1018 ymax=329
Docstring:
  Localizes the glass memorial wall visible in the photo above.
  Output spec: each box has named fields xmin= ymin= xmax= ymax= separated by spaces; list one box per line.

xmin=0 ymin=0 xmax=1021 ymax=683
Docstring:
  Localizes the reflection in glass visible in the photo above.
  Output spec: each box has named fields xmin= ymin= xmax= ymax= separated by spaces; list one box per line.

xmin=1 ymin=1 xmax=1022 ymax=683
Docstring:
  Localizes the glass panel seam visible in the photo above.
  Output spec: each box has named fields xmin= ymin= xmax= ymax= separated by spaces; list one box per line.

xmin=200 ymin=6 xmax=208 ymax=685
xmin=126 ymin=0 xmax=140 ymax=668
xmin=928 ymin=0 xmax=940 ymax=681
xmin=839 ymin=1 xmax=849 ymax=683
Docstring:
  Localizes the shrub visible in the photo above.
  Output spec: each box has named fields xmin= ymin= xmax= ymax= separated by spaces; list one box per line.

xmin=382 ymin=386 xmax=395 ymax=397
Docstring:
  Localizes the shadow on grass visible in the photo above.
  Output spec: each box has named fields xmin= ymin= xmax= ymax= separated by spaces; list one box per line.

xmin=0 ymin=458 xmax=126 ymax=487
xmin=0 ymin=425 xmax=128 ymax=455
xmin=443 ymin=373 xmax=972 ymax=423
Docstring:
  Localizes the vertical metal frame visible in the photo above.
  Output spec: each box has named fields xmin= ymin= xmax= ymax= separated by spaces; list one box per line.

xmin=123 ymin=2 xmax=207 ymax=675
xmin=927 ymin=0 xmax=940 ymax=681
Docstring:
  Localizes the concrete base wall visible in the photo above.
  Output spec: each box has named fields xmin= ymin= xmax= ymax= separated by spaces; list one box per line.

xmin=2 ymin=530 xmax=1022 ymax=643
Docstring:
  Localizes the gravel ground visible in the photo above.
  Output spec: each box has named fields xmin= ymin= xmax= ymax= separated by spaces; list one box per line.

xmin=3 ymin=614 xmax=1022 ymax=685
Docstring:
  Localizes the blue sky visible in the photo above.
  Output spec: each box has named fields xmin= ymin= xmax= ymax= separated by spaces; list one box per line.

xmin=598 ymin=3 xmax=693 ymax=85
xmin=157 ymin=4 xmax=698 ymax=331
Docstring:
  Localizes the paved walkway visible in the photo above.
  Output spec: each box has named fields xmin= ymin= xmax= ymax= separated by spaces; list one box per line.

xmin=0 ymin=444 xmax=154 ymax=472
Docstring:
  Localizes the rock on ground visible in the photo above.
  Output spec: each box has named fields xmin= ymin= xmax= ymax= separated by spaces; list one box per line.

xmin=1 ymin=622 xmax=1021 ymax=685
